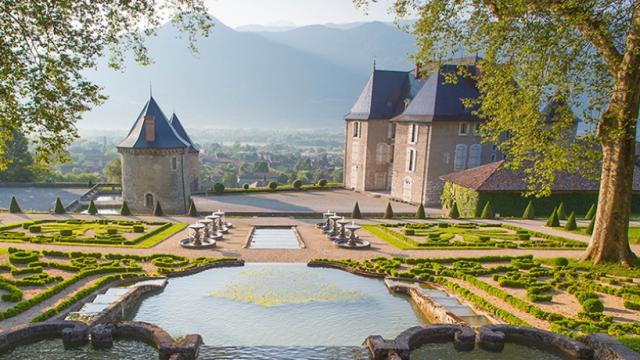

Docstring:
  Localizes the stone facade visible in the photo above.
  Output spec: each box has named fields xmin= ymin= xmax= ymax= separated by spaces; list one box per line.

xmin=344 ymin=120 xmax=394 ymax=191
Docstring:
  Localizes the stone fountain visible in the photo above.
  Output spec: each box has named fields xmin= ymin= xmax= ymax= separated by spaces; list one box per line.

xmin=179 ymin=222 xmax=217 ymax=249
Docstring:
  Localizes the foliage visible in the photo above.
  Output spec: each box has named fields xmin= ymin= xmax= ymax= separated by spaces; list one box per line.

xmin=243 ymin=183 xmax=250 ymax=190
xmin=351 ymin=202 xmax=362 ymax=219
xmin=557 ymin=202 xmax=567 ymax=220
xmin=585 ymin=204 xmax=597 ymax=220
xmin=0 ymin=131 xmax=35 ymax=182
xmin=53 ymin=197 xmax=65 ymax=214
xmin=153 ymin=201 xmax=164 ymax=216
xmin=318 ymin=179 xmax=328 ymax=187
xmin=87 ymin=200 xmax=98 ymax=215
xmin=120 ymin=201 xmax=132 ymax=216
xmin=448 ymin=203 xmax=460 ymax=219
xmin=9 ymin=196 xmax=21 ymax=214
xmin=268 ymin=181 xmax=278 ymax=190
xmin=292 ymin=179 xmax=302 ymax=190
xmin=441 ymin=182 xmax=479 ymax=217
xmin=0 ymin=1 xmax=213 ymax=170
xmin=416 ymin=203 xmax=426 ymax=219
xmin=384 ymin=202 xmax=394 ymax=219
xmin=480 ymin=201 xmax=494 ymax=219
xmin=253 ymin=160 xmax=270 ymax=173
xmin=213 ymin=182 xmax=225 ymax=194
xmin=103 ymin=157 xmax=122 ymax=184
xmin=522 ymin=200 xmax=535 ymax=219
xmin=586 ymin=217 xmax=596 ymax=235
xmin=565 ymin=212 xmax=578 ymax=231
xmin=547 ymin=207 xmax=560 ymax=227
xmin=554 ymin=257 xmax=569 ymax=267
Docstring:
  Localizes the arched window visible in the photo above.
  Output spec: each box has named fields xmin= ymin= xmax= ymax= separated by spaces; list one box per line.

xmin=145 ymin=193 xmax=154 ymax=208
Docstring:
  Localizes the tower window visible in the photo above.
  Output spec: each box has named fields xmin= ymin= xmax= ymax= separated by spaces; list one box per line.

xmin=409 ymin=123 xmax=418 ymax=144
xmin=353 ymin=122 xmax=361 ymax=138
xmin=459 ymin=123 xmax=469 ymax=136
xmin=144 ymin=193 xmax=154 ymax=208
xmin=171 ymin=157 xmax=178 ymax=171
xmin=407 ymin=149 xmax=417 ymax=172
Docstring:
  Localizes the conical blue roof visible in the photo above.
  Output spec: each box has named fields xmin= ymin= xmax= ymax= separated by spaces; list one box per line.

xmin=118 ymin=96 xmax=190 ymax=149
xmin=169 ymin=113 xmax=199 ymax=153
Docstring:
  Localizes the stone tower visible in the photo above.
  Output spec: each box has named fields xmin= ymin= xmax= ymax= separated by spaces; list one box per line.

xmin=117 ymin=96 xmax=200 ymax=214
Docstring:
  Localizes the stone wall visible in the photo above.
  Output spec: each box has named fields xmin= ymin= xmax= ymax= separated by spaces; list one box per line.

xmin=390 ymin=122 xmax=431 ymax=204
xmin=0 ymin=321 xmax=88 ymax=353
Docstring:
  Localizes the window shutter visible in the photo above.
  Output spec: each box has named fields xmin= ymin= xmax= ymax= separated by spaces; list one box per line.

xmin=468 ymin=144 xmax=482 ymax=168
xmin=454 ymin=144 xmax=468 ymax=171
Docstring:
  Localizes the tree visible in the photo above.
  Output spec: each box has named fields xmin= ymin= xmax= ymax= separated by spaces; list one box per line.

xmin=351 ymin=202 xmax=362 ymax=219
xmin=187 ymin=198 xmax=198 ymax=217
xmin=318 ymin=179 xmax=328 ymax=187
xmin=268 ymin=181 xmax=278 ymax=191
xmin=331 ymin=168 xmax=344 ymax=183
xmin=448 ymin=203 xmax=460 ymax=219
xmin=253 ymin=160 xmax=270 ymax=173
xmin=53 ymin=197 xmax=65 ymax=214
xmin=384 ymin=202 xmax=394 ymax=219
xmin=547 ymin=208 xmax=560 ymax=228
xmin=353 ymin=0 xmax=640 ymax=265
xmin=104 ymin=157 xmax=122 ymax=184
xmin=87 ymin=200 xmax=98 ymax=215
xmin=416 ymin=203 xmax=426 ymax=219
xmin=213 ymin=183 xmax=225 ymax=194
xmin=120 ymin=201 xmax=132 ymax=216
xmin=565 ymin=212 xmax=578 ymax=230
xmin=0 ymin=1 xmax=213 ymax=170
xmin=522 ymin=201 xmax=535 ymax=219
xmin=585 ymin=204 xmax=597 ymax=220
xmin=0 ymin=131 xmax=34 ymax=182
xmin=556 ymin=202 xmax=567 ymax=221
xmin=153 ymin=201 xmax=164 ymax=217
xmin=9 ymin=196 xmax=21 ymax=214
xmin=480 ymin=202 xmax=495 ymax=219
xmin=292 ymin=179 xmax=302 ymax=190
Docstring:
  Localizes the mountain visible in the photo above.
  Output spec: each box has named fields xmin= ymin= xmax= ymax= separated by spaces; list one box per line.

xmin=79 ymin=19 xmax=416 ymax=130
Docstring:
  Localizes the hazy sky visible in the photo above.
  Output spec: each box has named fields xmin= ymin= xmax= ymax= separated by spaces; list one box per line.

xmin=204 ymin=0 xmax=397 ymax=28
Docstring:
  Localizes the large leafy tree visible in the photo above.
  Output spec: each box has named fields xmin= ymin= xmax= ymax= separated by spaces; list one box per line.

xmin=0 ymin=130 xmax=34 ymax=182
xmin=0 ymin=0 xmax=213 ymax=168
xmin=356 ymin=0 xmax=639 ymax=264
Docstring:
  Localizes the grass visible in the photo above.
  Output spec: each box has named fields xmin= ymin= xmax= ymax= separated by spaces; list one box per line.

xmin=619 ymin=336 xmax=640 ymax=353
xmin=564 ymin=226 xmax=640 ymax=244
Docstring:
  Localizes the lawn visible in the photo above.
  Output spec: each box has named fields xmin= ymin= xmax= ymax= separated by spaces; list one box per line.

xmin=0 ymin=247 xmax=236 ymax=323
xmin=561 ymin=225 xmax=640 ymax=244
xmin=314 ymin=256 xmax=640 ymax=342
xmin=363 ymin=222 xmax=587 ymax=250
xmin=0 ymin=219 xmax=187 ymax=248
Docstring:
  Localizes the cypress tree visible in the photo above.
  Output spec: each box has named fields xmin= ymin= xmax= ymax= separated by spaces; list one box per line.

xmin=384 ymin=202 xmax=394 ymax=219
xmin=585 ymin=203 xmax=597 ymax=220
xmin=546 ymin=207 xmax=560 ymax=227
xmin=351 ymin=202 xmax=362 ymax=219
xmin=87 ymin=200 xmax=98 ymax=215
xmin=415 ymin=203 xmax=426 ymax=219
xmin=586 ymin=217 xmax=595 ymax=235
xmin=153 ymin=201 xmax=164 ymax=216
xmin=9 ymin=196 xmax=21 ymax=214
xmin=556 ymin=202 xmax=567 ymax=220
xmin=187 ymin=198 xmax=198 ymax=217
xmin=119 ymin=200 xmax=132 ymax=216
xmin=522 ymin=200 xmax=535 ymax=219
xmin=448 ymin=203 xmax=460 ymax=219
xmin=480 ymin=201 xmax=494 ymax=219
xmin=565 ymin=211 xmax=577 ymax=231
xmin=53 ymin=197 xmax=65 ymax=214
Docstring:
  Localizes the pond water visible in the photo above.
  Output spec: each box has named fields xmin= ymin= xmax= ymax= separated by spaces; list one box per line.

xmin=248 ymin=227 xmax=301 ymax=249
xmin=0 ymin=339 xmax=157 ymax=360
xmin=131 ymin=263 xmax=426 ymax=346
xmin=410 ymin=342 xmax=567 ymax=360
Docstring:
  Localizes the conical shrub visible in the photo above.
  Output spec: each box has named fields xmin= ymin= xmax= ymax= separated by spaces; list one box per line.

xmin=87 ymin=200 xmax=98 ymax=215
xmin=565 ymin=211 xmax=577 ymax=230
xmin=187 ymin=198 xmax=198 ymax=217
xmin=153 ymin=201 xmax=164 ymax=217
xmin=384 ymin=202 xmax=394 ymax=219
xmin=546 ymin=207 xmax=560 ymax=227
xmin=448 ymin=203 xmax=460 ymax=219
xmin=53 ymin=197 xmax=65 ymax=214
xmin=9 ymin=196 xmax=21 ymax=214
xmin=119 ymin=200 xmax=131 ymax=216
xmin=586 ymin=217 xmax=595 ymax=235
xmin=415 ymin=203 xmax=426 ymax=219
xmin=351 ymin=202 xmax=362 ymax=219
xmin=556 ymin=202 xmax=567 ymax=220
xmin=480 ymin=201 xmax=494 ymax=219
xmin=522 ymin=200 xmax=535 ymax=219
xmin=585 ymin=203 xmax=596 ymax=220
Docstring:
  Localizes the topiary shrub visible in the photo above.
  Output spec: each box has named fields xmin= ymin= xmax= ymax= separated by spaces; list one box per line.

xmin=29 ymin=225 xmax=42 ymax=233
xmin=318 ymin=179 xmax=328 ymax=187
xmin=153 ymin=201 xmax=164 ymax=216
xmin=87 ymin=200 xmax=98 ymax=215
xmin=565 ymin=212 xmax=577 ymax=230
xmin=292 ymin=179 xmax=302 ymax=190
xmin=556 ymin=202 xmax=567 ymax=220
xmin=585 ymin=203 xmax=596 ymax=220
xmin=554 ymin=257 xmax=569 ymax=267
xmin=213 ymin=182 xmax=225 ymax=194
xmin=522 ymin=200 xmax=535 ymax=219
xmin=268 ymin=181 xmax=278 ymax=191
xmin=351 ymin=202 xmax=362 ymax=219
xmin=9 ymin=196 xmax=21 ymax=214
xmin=582 ymin=298 xmax=604 ymax=313
xmin=132 ymin=225 xmax=145 ymax=233
xmin=586 ymin=217 xmax=595 ymax=235
xmin=53 ymin=197 xmax=65 ymax=214
xmin=120 ymin=201 xmax=132 ymax=216
xmin=243 ymin=183 xmax=250 ymax=190
xmin=187 ymin=198 xmax=198 ymax=217
xmin=448 ymin=203 xmax=460 ymax=219
xmin=9 ymin=250 xmax=39 ymax=265
xmin=106 ymin=228 xmax=117 ymax=235
xmin=546 ymin=207 xmax=560 ymax=227
xmin=59 ymin=229 xmax=72 ymax=236
xmin=415 ymin=203 xmax=426 ymax=219
xmin=480 ymin=201 xmax=494 ymax=219
xmin=384 ymin=202 xmax=394 ymax=219
xmin=404 ymin=229 xmax=415 ymax=236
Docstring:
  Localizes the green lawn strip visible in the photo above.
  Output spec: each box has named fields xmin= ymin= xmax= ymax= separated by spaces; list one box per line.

xmin=619 ymin=336 xmax=640 ymax=353
xmin=362 ymin=225 xmax=414 ymax=249
xmin=135 ymin=222 xmax=188 ymax=248
xmin=562 ymin=226 xmax=640 ymax=244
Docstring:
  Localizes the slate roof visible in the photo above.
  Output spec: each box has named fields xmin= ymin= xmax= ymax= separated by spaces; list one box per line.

xmin=440 ymin=161 xmax=640 ymax=192
xmin=169 ymin=113 xmax=199 ymax=153
xmin=345 ymin=70 xmax=422 ymax=120
xmin=118 ymin=96 xmax=191 ymax=150
xmin=393 ymin=64 xmax=480 ymax=123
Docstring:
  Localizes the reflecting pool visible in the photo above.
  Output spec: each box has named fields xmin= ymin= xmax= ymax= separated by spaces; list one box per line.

xmin=0 ymin=339 xmax=157 ymax=360
xmin=132 ymin=263 xmax=426 ymax=346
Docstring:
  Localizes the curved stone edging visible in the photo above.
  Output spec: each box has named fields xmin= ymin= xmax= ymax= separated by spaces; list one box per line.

xmin=307 ymin=260 xmax=385 ymax=279
xmin=584 ymin=333 xmax=640 ymax=360
xmin=478 ymin=324 xmax=593 ymax=359
xmin=164 ymin=259 xmax=245 ymax=279
xmin=0 ymin=320 xmax=88 ymax=353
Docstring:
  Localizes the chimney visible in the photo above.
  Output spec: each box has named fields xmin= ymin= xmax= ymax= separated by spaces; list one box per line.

xmin=144 ymin=116 xmax=155 ymax=142
xmin=415 ymin=61 xmax=422 ymax=79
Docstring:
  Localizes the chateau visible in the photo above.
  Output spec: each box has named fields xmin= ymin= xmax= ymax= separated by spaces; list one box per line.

xmin=344 ymin=60 xmax=502 ymax=206
xmin=117 ymin=96 xmax=200 ymax=214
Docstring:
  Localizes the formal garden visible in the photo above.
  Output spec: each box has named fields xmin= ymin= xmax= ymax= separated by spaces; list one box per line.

xmin=0 ymin=219 xmax=186 ymax=248
xmin=363 ymin=222 xmax=588 ymax=250
xmin=314 ymin=255 xmax=640 ymax=351
xmin=0 ymin=247 xmax=235 ymax=323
